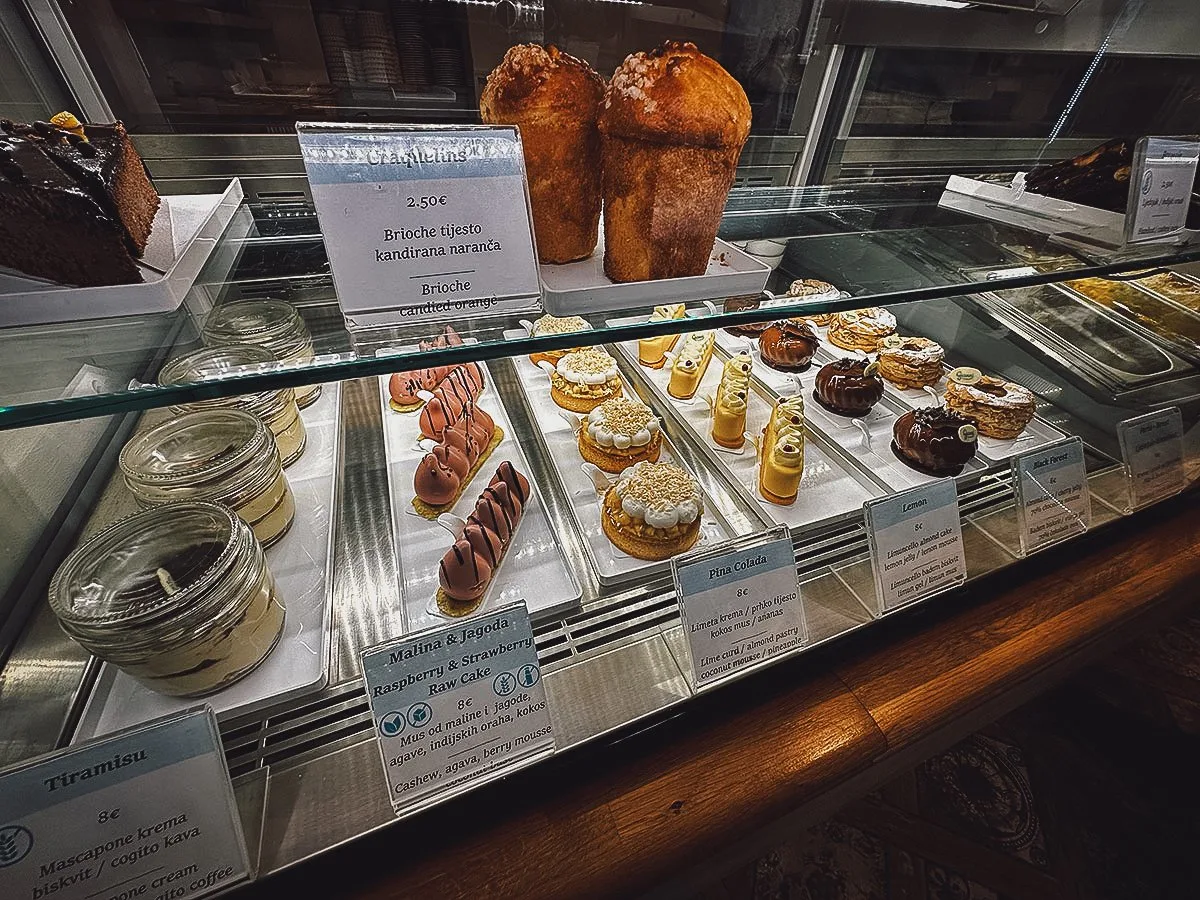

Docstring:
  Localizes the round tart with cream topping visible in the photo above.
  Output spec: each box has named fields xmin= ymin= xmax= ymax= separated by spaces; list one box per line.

xmin=579 ymin=397 xmax=662 ymax=472
xmin=943 ymin=368 xmax=1035 ymax=440
xmin=877 ymin=335 xmax=945 ymax=389
xmin=827 ymin=307 xmax=897 ymax=353
xmin=601 ymin=461 xmax=704 ymax=561
xmin=529 ymin=314 xmax=592 ymax=367
xmin=785 ymin=278 xmax=840 ymax=326
xmin=548 ymin=347 xmax=622 ymax=412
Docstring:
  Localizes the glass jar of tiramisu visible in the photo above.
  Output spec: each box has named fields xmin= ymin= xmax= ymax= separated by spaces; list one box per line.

xmin=120 ymin=409 xmax=296 ymax=548
xmin=48 ymin=501 xmax=285 ymax=698
xmin=201 ymin=299 xmax=321 ymax=408
xmin=158 ymin=345 xmax=307 ymax=467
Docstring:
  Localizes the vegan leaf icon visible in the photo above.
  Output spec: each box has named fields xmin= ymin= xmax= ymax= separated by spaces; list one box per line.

xmin=0 ymin=830 xmax=18 ymax=863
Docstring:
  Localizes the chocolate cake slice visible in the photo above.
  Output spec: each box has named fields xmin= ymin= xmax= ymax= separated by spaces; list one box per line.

xmin=0 ymin=116 xmax=160 ymax=287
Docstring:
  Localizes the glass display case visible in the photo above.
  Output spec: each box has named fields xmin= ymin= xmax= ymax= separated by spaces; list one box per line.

xmin=2 ymin=0 xmax=1200 ymax=888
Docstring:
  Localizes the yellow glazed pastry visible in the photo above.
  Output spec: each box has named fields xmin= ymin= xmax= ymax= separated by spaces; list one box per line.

xmin=667 ymin=331 xmax=714 ymax=400
xmin=638 ymin=303 xmax=688 ymax=368
xmin=711 ymin=351 xmax=752 ymax=449
xmin=759 ymin=396 xmax=805 ymax=505
xmin=548 ymin=348 xmax=622 ymax=412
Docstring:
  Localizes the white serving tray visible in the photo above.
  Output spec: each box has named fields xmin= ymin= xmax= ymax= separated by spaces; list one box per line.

xmin=939 ymin=174 xmax=1198 ymax=254
xmin=796 ymin=320 xmax=1068 ymax=465
xmin=377 ymin=366 xmax=581 ymax=630
xmin=609 ymin=336 xmax=881 ymax=532
xmin=0 ymin=178 xmax=244 ymax=327
xmin=502 ymin=332 xmax=736 ymax=586
xmin=539 ymin=231 xmax=770 ymax=316
xmin=73 ymin=380 xmax=340 ymax=741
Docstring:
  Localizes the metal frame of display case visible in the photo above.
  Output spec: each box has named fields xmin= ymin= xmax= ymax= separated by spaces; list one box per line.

xmin=5 ymin=0 xmax=1200 ymax=885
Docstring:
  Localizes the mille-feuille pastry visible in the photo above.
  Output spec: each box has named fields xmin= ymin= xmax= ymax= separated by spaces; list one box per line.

xmin=528 ymin=314 xmax=593 ymax=367
xmin=437 ymin=462 xmax=531 ymax=616
xmin=759 ymin=396 xmax=805 ymax=505
xmin=480 ymin=45 xmax=604 ymax=263
xmin=638 ymin=303 xmax=687 ymax=367
xmin=667 ymin=331 xmax=715 ymax=400
xmin=877 ymin=335 xmax=945 ymax=390
xmin=711 ymin=351 xmax=752 ymax=449
xmin=578 ymin=397 xmax=662 ymax=473
xmin=827 ymin=308 xmax=897 ymax=353
xmin=943 ymin=368 xmax=1036 ymax=440
xmin=759 ymin=318 xmax=819 ymax=372
xmin=601 ymin=461 xmax=704 ymax=561
xmin=892 ymin=407 xmax=978 ymax=477
xmin=783 ymin=279 xmax=840 ymax=326
xmin=548 ymin=347 xmax=623 ymax=413
xmin=599 ymin=42 xmax=751 ymax=282
xmin=813 ymin=358 xmax=884 ymax=417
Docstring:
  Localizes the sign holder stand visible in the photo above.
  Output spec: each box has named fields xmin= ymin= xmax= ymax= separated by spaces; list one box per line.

xmin=671 ymin=525 xmax=808 ymax=693
xmin=1011 ymin=435 xmax=1091 ymax=557
xmin=1117 ymin=407 xmax=1186 ymax=513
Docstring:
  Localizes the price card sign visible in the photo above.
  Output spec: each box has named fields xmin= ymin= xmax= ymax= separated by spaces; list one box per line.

xmin=360 ymin=602 xmax=554 ymax=816
xmin=1125 ymin=137 xmax=1200 ymax=244
xmin=865 ymin=478 xmax=966 ymax=614
xmin=0 ymin=709 xmax=249 ymax=900
xmin=297 ymin=123 xmax=541 ymax=327
xmin=1117 ymin=407 xmax=1186 ymax=511
xmin=1012 ymin=436 xmax=1091 ymax=555
xmin=672 ymin=525 xmax=806 ymax=690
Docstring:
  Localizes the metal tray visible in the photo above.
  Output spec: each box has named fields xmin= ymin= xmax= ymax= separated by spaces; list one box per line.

xmin=378 ymin=366 xmax=582 ymax=630
xmin=711 ymin=330 xmax=988 ymax=492
xmin=73 ymin=380 xmax=340 ymax=741
xmin=790 ymin=321 xmax=1070 ymax=464
xmin=502 ymin=335 xmax=738 ymax=586
xmin=0 ymin=179 xmax=244 ymax=327
xmin=609 ymin=335 xmax=882 ymax=534
xmin=538 ymin=233 xmax=769 ymax=316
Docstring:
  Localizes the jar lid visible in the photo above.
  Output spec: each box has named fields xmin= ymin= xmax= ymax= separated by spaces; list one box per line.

xmin=49 ymin=501 xmax=243 ymax=629
xmin=202 ymin=300 xmax=309 ymax=352
xmin=119 ymin=409 xmax=272 ymax=489
xmin=158 ymin=345 xmax=295 ymax=420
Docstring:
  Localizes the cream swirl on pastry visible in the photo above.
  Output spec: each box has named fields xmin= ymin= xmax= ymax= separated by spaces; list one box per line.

xmin=587 ymin=397 xmax=660 ymax=449
xmin=613 ymin=461 xmax=704 ymax=530
xmin=556 ymin=348 xmax=619 ymax=385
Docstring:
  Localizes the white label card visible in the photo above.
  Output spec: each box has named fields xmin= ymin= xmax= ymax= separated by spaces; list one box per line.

xmin=673 ymin=526 xmax=806 ymax=689
xmin=865 ymin=479 xmax=966 ymax=614
xmin=1125 ymin=137 xmax=1199 ymax=243
xmin=1012 ymin=436 xmax=1090 ymax=555
xmin=0 ymin=709 xmax=250 ymax=900
xmin=360 ymin=603 xmax=554 ymax=815
xmin=296 ymin=124 xmax=541 ymax=327
xmin=1117 ymin=407 xmax=1185 ymax=511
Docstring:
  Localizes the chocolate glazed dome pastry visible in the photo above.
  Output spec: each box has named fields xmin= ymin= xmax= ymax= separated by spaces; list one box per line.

xmin=759 ymin=318 xmax=819 ymax=372
xmin=598 ymin=42 xmax=751 ymax=282
xmin=892 ymin=407 xmax=979 ymax=476
xmin=813 ymin=358 xmax=884 ymax=417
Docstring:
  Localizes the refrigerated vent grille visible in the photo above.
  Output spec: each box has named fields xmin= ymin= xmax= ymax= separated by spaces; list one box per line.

xmin=220 ymin=476 xmax=1018 ymax=777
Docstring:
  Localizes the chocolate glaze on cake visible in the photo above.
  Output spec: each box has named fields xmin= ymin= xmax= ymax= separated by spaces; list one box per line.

xmin=722 ymin=296 xmax=772 ymax=337
xmin=759 ymin=319 xmax=819 ymax=372
xmin=891 ymin=407 xmax=978 ymax=476
xmin=0 ymin=118 xmax=159 ymax=286
xmin=812 ymin=358 xmax=884 ymax=416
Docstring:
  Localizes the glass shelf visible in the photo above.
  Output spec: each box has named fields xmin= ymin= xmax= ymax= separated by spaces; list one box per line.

xmin=3 ymin=181 xmax=1199 ymax=431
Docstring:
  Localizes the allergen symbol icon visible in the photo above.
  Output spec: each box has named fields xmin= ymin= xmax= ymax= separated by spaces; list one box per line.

xmin=493 ymin=672 xmax=516 ymax=696
xmin=408 ymin=702 xmax=432 ymax=728
xmin=517 ymin=664 xmax=540 ymax=688
xmin=378 ymin=711 xmax=406 ymax=738
xmin=0 ymin=825 xmax=33 ymax=867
